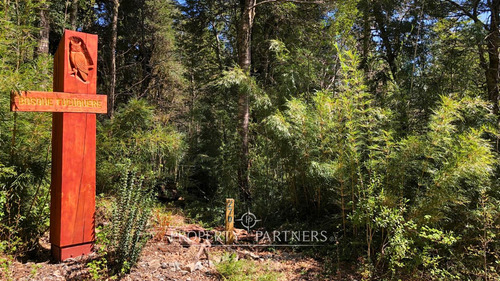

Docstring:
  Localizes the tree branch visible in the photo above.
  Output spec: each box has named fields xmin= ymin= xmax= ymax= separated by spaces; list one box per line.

xmin=249 ymin=0 xmax=325 ymax=10
xmin=443 ymin=0 xmax=488 ymax=29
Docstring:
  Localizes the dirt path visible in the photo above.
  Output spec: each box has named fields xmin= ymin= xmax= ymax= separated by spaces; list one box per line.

xmin=0 ymin=211 xmax=338 ymax=280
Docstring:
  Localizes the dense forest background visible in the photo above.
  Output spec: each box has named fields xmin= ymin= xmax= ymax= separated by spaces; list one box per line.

xmin=1 ymin=0 xmax=500 ymax=279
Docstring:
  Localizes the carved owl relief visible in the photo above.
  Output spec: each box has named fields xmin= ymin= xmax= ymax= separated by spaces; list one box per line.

xmin=69 ymin=36 xmax=94 ymax=84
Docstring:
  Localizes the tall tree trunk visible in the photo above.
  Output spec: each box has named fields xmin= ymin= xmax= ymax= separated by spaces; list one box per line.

xmin=210 ymin=20 xmax=224 ymax=71
xmin=109 ymin=0 xmax=120 ymax=118
xmin=448 ymin=0 xmax=500 ymax=117
xmin=361 ymin=0 xmax=370 ymax=74
xmin=69 ymin=0 xmax=78 ymax=30
xmin=373 ymin=2 xmax=397 ymax=77
xmin=36 ymin=2 xmax=49 ymax=55
xmin=237 ymin=0 xmax=256 ymax=203
xmin=486 ymin=0 xmax=500 ymax=116
xmin=140 ymin=3 xmax=147 ymax=94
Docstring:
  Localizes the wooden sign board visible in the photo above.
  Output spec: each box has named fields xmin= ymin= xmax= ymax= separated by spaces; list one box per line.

xmin=225 ymin=198 xmax=235 ymax=244
xmin=11 ymin=91 xmax=107 ymax=114
xmin=11 ymin=29 xmax=105 ymax=261
xmin=9 ymin=30 xmax=103 ymax=261
xmin=50 ymin=30 xmax=99 ymax=261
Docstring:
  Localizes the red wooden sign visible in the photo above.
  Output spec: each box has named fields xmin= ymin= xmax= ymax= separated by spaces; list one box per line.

xmin=51 ymin=30 xmax=99 ymax=261
xmin=10 ymin=30 xmax=104 ymax=261
xmin=11 ymin=91 xmax=107 ymax=114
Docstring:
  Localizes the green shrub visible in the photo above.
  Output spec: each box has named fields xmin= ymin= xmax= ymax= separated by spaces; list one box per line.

xmin=97 ymin=98 xmax=185 ymax=195
xmin=0 ymin=164 xmax=50 ymax=256
xmin=86 ymin=225 xmax=111 ymax=280
xmin=107 ymin=170 xmax=153 ymax=274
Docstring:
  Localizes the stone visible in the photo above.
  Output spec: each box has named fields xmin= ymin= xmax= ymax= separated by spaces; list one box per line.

xmin=194 ymin=261 xmax=204 ymax=271
xmin=148 ymin=259 xmax=161 ymax=268
xmin=172 ymin=262 xmax=181 ymax=271
xmin=241 ymin=250 xmax=260 ymax=260
xmin=181 ymin=263 xmax=195 ymax=272
xmin=52 ymin=270 xmax=62 ymax=277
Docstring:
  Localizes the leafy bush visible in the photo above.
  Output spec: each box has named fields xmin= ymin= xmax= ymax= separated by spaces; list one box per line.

xmin=107 ymin=170 xmax=153 ymax=274
xmin=249 ymin=47 xmax=500 ymax=279
xmin=0 ymin=1 xmax=52 ymax=256
xmin=97 ymin=98 xmax=185 ymax=195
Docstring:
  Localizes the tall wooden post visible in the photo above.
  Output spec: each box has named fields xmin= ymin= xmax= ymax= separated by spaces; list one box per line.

xmin=11 ymin=30 xmax=106 ymax=262
xmin=50 ymin=30 xmax=98 ymax=261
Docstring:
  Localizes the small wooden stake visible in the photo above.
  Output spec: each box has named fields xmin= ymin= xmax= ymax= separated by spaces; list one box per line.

xmin=225 ymin=198 xmax=234 ymax=244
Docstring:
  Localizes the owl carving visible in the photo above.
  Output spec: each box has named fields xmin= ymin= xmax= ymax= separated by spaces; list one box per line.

xmin=69 ymin=37 xmax=93 ymax=83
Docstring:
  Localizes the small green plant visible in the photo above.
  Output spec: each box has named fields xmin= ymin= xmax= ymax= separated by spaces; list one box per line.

xmin=29 ymin=263 xmax=42 ymax=279
xmin=0 ymin=255 xmax=13 ymax=281
xmin=216 ymin=252 xmax=281 ymax=281
xmin=216 ymin=253 xmax=244 ymax=278
xmin=88 ymin=258 xmax=108 ymax=281
xmin=0 ymin=235 xmax=21 ymax=255
xmin=87 ymin=226 xmax=110 ymax=280
xmin=107 ymin=169 xmax=153 ymax=274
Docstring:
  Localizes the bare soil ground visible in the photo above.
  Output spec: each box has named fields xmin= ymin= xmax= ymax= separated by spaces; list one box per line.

xmin=0 ymin=211 xmax=357 ymax=280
